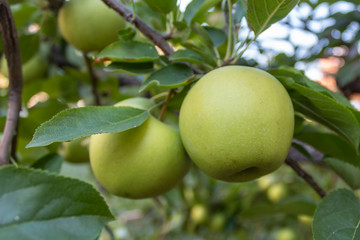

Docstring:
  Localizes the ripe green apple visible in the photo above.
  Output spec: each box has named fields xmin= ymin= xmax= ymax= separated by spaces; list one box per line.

xmin=59 ymin=137 xmax=90 ymax=164
xmin=144 ymin=0 xmax=177 ymax=14
xmin=179 ymin=66 xmax=294 ymax=182
xmin=57 ymin=0 xmax=126 ymax=53
xmin=90 ymin=97 xmax=190 ymax=199
xmin=0 ymin=54 xmax=47 ymax=83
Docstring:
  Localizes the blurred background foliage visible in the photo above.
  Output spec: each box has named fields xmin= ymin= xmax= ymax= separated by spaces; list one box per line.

xmin=0 ymin=0 xmax=359 ymax=239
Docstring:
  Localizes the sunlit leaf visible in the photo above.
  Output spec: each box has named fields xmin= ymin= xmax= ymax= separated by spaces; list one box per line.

xmin=27 ymin=106 xmax=149 ymax=147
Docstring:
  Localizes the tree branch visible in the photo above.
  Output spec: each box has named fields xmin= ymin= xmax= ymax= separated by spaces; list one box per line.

xmin=101 ymin=0 xmax=174 ymax=57
xmin=285 ymin=148 xmax=327 ymax=198
xmin=101 ymin=0 xmax=204 ymax=75
xmin=0 ymin=0 xmax=23 ymax=166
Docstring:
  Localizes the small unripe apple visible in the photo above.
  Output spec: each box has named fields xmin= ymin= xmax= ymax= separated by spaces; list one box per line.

xmin=58 ymin=0 xmax=126 ymax=52
xmin=59 ymin=137 xmax=90 ymax=164
xmin=90 ymin=98 xmax=190 ymax=199
xmin=267 ymin=183 xmax=288 ymax=202
xmin=1 ymin=54 xmax=47 ymax=83
xmin=190 ymin=204 xmax=208 ymax=224
xmin=275 ymin=228 xmax=297 ymax=240
xmin=179 ymin=66 xmax=294 ymax=182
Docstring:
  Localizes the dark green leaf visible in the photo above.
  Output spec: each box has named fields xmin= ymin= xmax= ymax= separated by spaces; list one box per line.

xmin=105 ymin=61 xmax=154 ymax=75
xmin=270 ymin=67 xmax=360 ymax=150
xmin=184 ymin=0 xmax=221 ymax=23
xmin=291 ymin=142 xmax=314 ymax=162
xmin=11 ymin=2 xmax=38 ymax=29
xmin=0 ymin=165 xmax=113 ymax=240
xmin=19 ymin=33 xmax=40 ymax=64
xmin=323 ymin=157 xmax=360 ymax=190
xmin=169 ymin=49 xmax=204 ymax=64
xmin=98 ymin=41 xmax=159 ymax=62
xmin=204 ymin=26 xmax=227 ymax=47
xmin=336 ymin=59 xmax=360 ymax=88
xmin=117 ymin=27 xmax=137 ymax=41
xmin=31 ymin=153 xmax=64 ymax=173
xmin=295 ymin=127 xmax=360 ymax=167
xmin=27 ymin=106 xmax=149 ymax=148
xmin=140 ymin=63 xmax=195 ymax=92
xmin=241 ymin=196 xmax=317 ymax=219
xmin=247 ymin=0 xmax=299 ymax=36
xmin=313 ymin=189 xmax=360 ymax=240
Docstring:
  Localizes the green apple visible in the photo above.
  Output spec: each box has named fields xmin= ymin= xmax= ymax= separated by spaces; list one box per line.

xmin=1 ymin=54 xmax=47 ymax=83
xmin=190 ymin=204 xmax=208 ymax=224
xmin=144 ymin=0 xmax=177 ymax=14
xmin=90 ymin=97 xmax=190 ymax=199
xmin=209 ymin=213 xmax=226 ymax=231
xmin=266 ymin=183 xmax=288 ymax=202
xmin=57 ymin=0 xmax=126 ymax=53
xmin=274 ymin=228 xmax=297 ymax=240
xmin=60 ymin=137 xmax=90 ymax=164
xmin=179 ymin=66 xmax=294 ymax=182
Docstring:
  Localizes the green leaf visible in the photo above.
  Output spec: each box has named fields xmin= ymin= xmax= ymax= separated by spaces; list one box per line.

xmin=98 ymin=40 xmax=159 ymax=62
xmin=270 ymin=67 xmax=360 ymax=151
xmin=117 ymin=27 xmax=137 ymax=41
xmin=11 ymin=2 xmax=38 ymax=29
xmin=18 ymin=33 xmax=40 ymax=64
xmin=169 ymin=49 xmax=204 ymax=64
xmin=105 ymin=61 xmax=154 ymax=75
xmin=31 ymin=153 xmax=64 ymax=173
xmin=140 ymin=63 xmax=195 ymax=92
xmin=241 ymin=196 xmax=317 ymax=219
xmin=204 ymin=26 xmax=227 ymax=47
xmin=27 ymin=106 xmax=149 ymax=148
xmin=247 ymin=0 xmax=299 ymax=36
xmin=184 ymin=0 xmax=221 ymax=23
xmin=313 ymin=189 xmax=360 ymax=240
xmin=323 ymin=157 xmax=360 ymax=190
xmin=295 ymin=127 xmax=360 ymax=167
xmin=336 ymin=59 xmax=360 ymax=88
xmin=0 ymin=165 xmax=113 ymax=240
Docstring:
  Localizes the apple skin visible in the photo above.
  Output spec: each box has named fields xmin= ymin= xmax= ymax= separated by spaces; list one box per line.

xmin=60 ymin=137 xmax=90 ymax=164
xmin=57 ymin=0 xmax=126 ymax=53
xmin=179 ymin=66 xmax=294 ymax=182
xmin=90 ymin=98 xmax=191 ymax=199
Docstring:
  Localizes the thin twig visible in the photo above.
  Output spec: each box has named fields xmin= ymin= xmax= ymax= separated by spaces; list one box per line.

xmin=83 ymin=53 xmax=102 ymax=106
xmin=101 ymin=0 xmax=205 ymax=75
xmin=101 ymin=0 xmax=174 ymax=57
xmin=285 ymin=157 xmax=327 ymax=198
xmin=224 ymin=0 xmax=233 ymax=61
xmin=0 ymin=0 xmax=23 ymax=166
xmin=159 ymin=89 xmax=174 ymax=121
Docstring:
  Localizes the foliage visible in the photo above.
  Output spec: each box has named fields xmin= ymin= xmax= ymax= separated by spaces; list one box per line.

xmin=1 ymin=0 xmax=360 ymax=239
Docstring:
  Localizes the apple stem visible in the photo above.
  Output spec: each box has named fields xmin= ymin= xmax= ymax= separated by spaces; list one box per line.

xmin=83 ymin=53 xmax=102 ymax=106
xmin=285 ymin=157 xmax=327 ymax=198
xmin=224 ymin=0 xmax=233 ymax=62
xmin=159 ymin=89 xmax=174 ymax=121
xmin=0 ymin=0 xmax=23 ymax=166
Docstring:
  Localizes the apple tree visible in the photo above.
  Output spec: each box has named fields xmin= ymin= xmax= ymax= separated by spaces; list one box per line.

xmin=0 ymin=0 xmax=360 ymax=239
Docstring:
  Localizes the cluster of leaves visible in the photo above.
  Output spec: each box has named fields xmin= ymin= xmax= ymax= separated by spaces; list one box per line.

xmin=1 ymin=0 xmax=360 ymax=239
